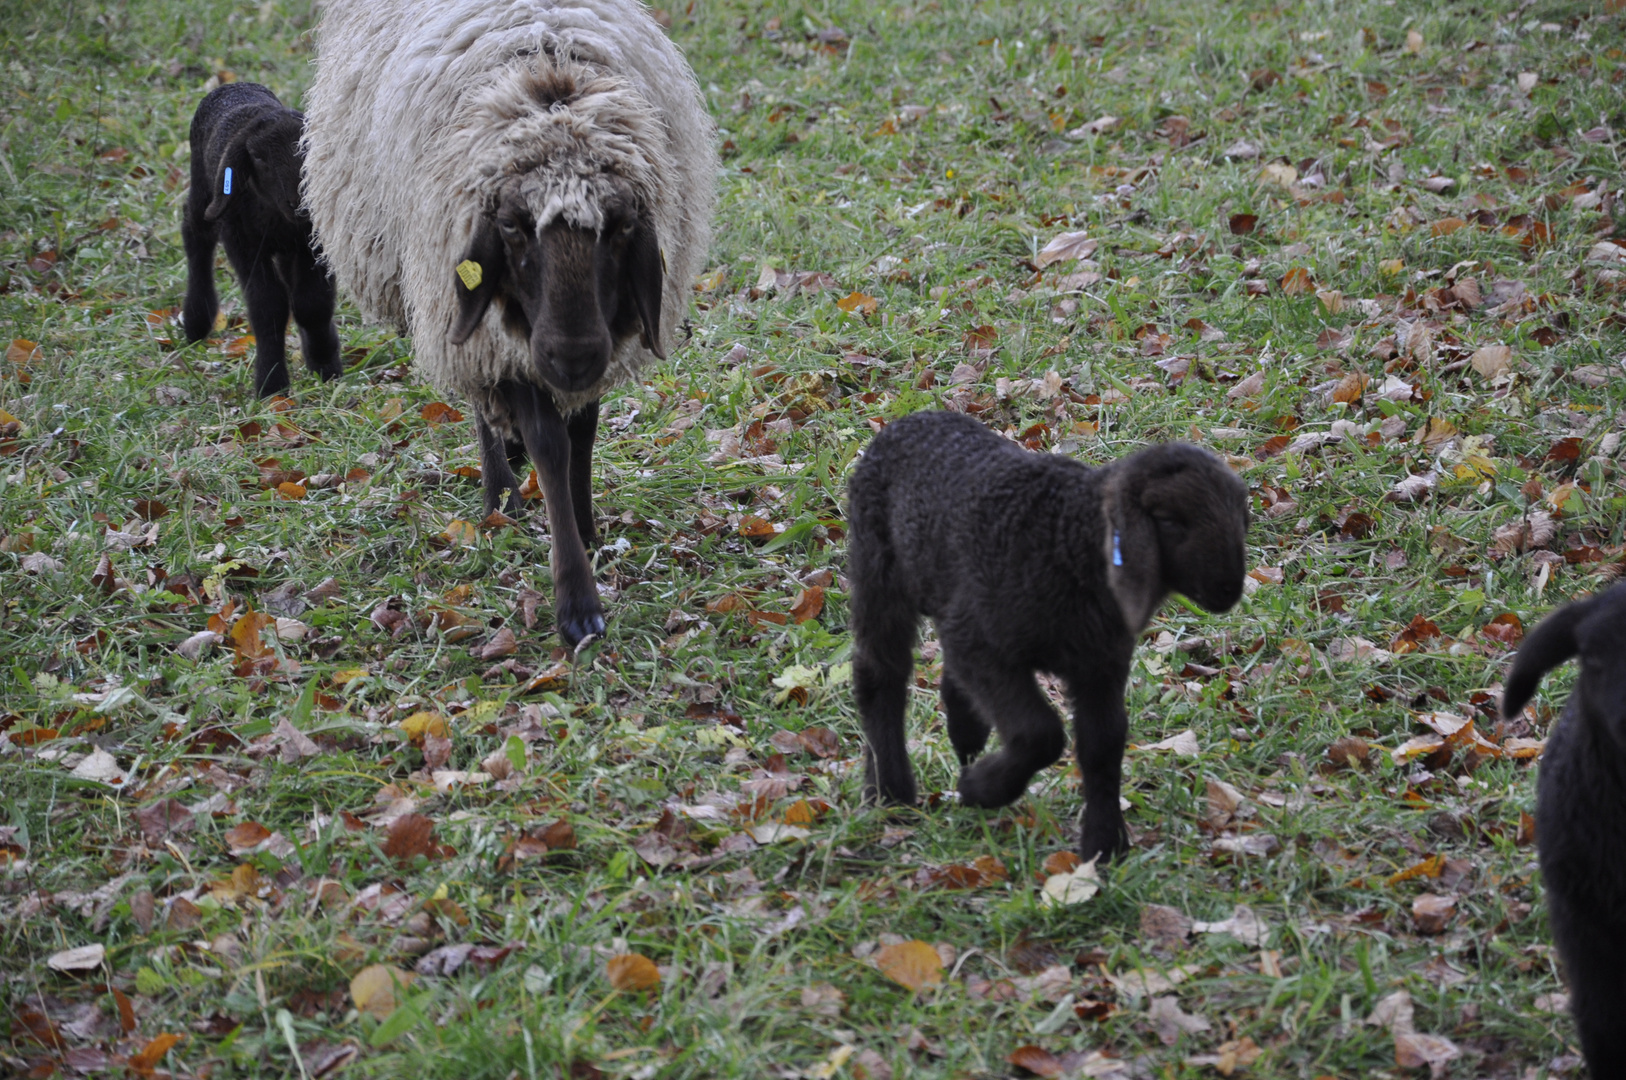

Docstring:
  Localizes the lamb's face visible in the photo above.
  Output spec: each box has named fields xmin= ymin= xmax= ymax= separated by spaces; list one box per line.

xmin=448 ymin=180 xmax=665 ymax=395
xmin=1143 ymin=454 xmax=1249 ymax=613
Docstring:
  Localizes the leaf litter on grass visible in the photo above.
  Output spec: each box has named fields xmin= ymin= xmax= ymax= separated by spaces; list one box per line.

xmin=2 ymin=0 xmax=1621 ymax=1076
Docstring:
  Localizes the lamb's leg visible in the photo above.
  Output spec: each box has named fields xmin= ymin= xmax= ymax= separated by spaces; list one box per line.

xmin=475 ymin=412 xmax=521 ymax=518
xmin=950 ymin=656 xmax=1066 ymax=809
xmin=239 ymin=256 xmax=292 ymax=398
xmin=510 ymin=382 xmax=606 ymax=647
xmin=1067 ymin=668 xmax=1132 ymax=863
xmin=180 ymin=206 xmax=219 ymax=344
xmin=565 ymin=400 xmax=599 ymax=548
xmin=1553 ymin=906 xmax=1626 ymax=1072
xmin=852 ymin=586 xmax=920 ymax=806
xmin=941 ymin=667 xmax=991 ymax=767
xmin=289 ymin=253 xmax=344 ymax=382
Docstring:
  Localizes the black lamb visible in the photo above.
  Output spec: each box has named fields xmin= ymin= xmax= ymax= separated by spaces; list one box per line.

xmin=180 ymin=82 xmax=343 ymax=398
xmin=1501 ymin=581 xmax=1626 ymax=1073
xmin=846 ymin=411 xmax=1250 ymax=863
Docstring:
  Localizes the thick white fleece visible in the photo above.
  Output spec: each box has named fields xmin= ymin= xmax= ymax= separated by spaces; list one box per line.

xmin=302 ymin=0 xmax=716 ymax=412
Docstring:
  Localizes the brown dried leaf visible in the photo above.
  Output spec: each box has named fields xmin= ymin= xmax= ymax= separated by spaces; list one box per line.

xmin=875 ymin=940 xmax=944 ymax=991
xmin=606 ymin=952 xmax=661 ymax=991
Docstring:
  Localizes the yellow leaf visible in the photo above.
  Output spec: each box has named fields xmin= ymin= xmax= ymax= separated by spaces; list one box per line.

xmin=836 ymin=291 xmax=878 ymax=314
xmin=875 ymin=940 xmax=944 ymax=991
xmin=351 ymin=963 xmax=414 ymax=1018
xmin=1378 ymin=258 xmax=1406 ymax=277
xmin=606 ymin=952 xmax=661 ymax=991
xmin=399 ymin=711 xmax=449 ymax=743
xmin=276 ymin=481 xmax=306 ymax=500
xmin=442 ymin=519 xmax=479 ymax=547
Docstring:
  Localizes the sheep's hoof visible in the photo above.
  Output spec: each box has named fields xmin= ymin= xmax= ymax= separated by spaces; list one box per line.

xmin=557 ymin=603 xmax=607 ymax=649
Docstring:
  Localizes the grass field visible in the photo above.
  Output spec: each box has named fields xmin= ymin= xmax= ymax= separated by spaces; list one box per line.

xmin=4 ymin=0 xmax=1626 ymax=1076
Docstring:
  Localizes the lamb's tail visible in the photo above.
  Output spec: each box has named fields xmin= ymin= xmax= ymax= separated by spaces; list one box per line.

xmin=1503 ymin=596 xmax=1595 ymax=719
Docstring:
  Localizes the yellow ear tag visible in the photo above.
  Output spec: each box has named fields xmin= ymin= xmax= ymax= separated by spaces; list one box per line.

xmin=456 ymin=260 xmax=483 ymax=290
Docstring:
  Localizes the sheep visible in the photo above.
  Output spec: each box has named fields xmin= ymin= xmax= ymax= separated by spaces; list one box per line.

xmin=846 ymin=411 xmax=1250 ymax=863
xmin=301 ymin=0 xmax=716 ymax=647
xmin=1501 ymin=581 xmax=1626 ymax=1073
xmin=180 ymin=82 xmax=343 ymax=398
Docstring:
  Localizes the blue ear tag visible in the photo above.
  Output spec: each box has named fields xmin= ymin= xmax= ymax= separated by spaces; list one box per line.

xmin=1113 ymin=531 xmax=1123 ymax=567
xmin=223 ymin=167 xmax=233 ymax=195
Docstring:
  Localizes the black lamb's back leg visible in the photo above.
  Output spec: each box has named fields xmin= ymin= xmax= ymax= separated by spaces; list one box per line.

xmin=950 ymin=651 xmax=1067 ymax=810
xmin=565 ymin=400 xmax=599 ymax=548
xmin=475 ymin=411 xmax=521 ymax=518
xmin=289 ymin=250 xmax=343 ymax=382
xmin=1549 ymin=894 xmax=1626 ymax=1074
xmin=942 ymin=666 xmax=991 ymax=767
xmin=180 ymin=198 xmax=219 ymax=344
xmin=850 ymin=561 xmax=920 ymax=805
xmin=1066 ymin=661 xmax=1132 ymax=863
xmin=229 ymin=241 xmax=292 ymax=398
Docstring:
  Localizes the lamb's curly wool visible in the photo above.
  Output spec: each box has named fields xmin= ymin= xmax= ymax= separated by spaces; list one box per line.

xmin=302 ymin=0 xmax=715 ymax=413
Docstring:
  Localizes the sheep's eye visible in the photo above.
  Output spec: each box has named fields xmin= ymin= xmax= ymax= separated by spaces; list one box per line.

xmin=497 ymin=219 xmax=521 ymax=236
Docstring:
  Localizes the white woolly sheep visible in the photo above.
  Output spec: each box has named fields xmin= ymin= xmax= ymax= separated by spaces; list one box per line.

xmin=302 ymin=0 xmax=717 ymax=646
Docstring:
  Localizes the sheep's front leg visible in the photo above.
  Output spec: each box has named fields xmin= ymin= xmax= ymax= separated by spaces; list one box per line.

xmin=566 ymin=401 xmax=599 ymax=548
xmin=949 ymin=654 xmax=1066 ymax=809
xmin=240 ymin=259 xmax=292 ymax=398
xmin=289 ymin=253 xmax=344 ymax=382
xmin=1066 ymin=664 xmax=1132 ymax=864
xmin=475 ymin=412 xmax=521 ymax=518
xmin=511 ymin=384 xmax=606 ymax=647
xmin=180 ymin=209 xmax=219 ymax=344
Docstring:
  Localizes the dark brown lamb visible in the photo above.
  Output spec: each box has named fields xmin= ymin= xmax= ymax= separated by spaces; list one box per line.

xmin=846 ymin=410 xmax=1249 ymax=863
xmin=180 ymin=83 xmax=342 ymax=397
xmin=1501 ymin=581 xmax=1626 ymax=1075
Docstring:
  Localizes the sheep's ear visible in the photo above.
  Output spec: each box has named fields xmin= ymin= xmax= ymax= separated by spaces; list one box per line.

xmin=622 ymin=218 xmax=664 ymax=359
xmin=204 ymin=131 xmax=252 ymax=222
xmin=449 ymin=219 xmax=505 ymax=346
xmin=1103 ymin=476 xmax=1162 ymax=632
xmin=1502 ymin=597 xmax=1591 ymax=718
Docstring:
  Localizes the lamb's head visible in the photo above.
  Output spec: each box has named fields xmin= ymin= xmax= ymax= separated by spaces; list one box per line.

xmin=448 ymin=172 xmax=663 ymax=396
xmin=1103 ymin=443 xmax=1249 ymax=629
xmin=1503 ymin=582 xmax=1626 ymax=745
xmin=205 ymin=110 xmax=306 ymax=225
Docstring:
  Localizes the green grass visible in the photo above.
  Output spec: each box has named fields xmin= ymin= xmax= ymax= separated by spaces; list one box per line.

xmin=4 ymin=0 xmax=1625 ymax=1076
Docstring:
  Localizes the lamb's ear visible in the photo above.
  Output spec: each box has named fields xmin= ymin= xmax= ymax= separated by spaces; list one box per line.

xmin=449 ymin=219 xmax=505 ymax=346
xmin=204 ymin=130 xmax=253 ymax=222
xmin=1503 ymin=597 xmax=1592 ymax=719
xmin=621 ymin=217 xmax=664 ymax=359
xmin=1103 ymin=473 xmax=1162 ymax=632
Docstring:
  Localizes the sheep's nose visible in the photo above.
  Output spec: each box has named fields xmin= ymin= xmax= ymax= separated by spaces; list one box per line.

xmin=536 ymin=334 xmax=611 ymax=391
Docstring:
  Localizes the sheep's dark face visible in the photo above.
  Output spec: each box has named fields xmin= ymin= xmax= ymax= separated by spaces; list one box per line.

xmin=205 ymin=113 xmax=307 ymax=225
xmin=1139 ymin=448 xmax=1249 ymax=613
xmin=448 ymin=181 xmax=664 ymax=395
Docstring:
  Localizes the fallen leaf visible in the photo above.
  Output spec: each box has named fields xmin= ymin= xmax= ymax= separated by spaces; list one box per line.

xmin=1395 ymin=1032 xmax=1460 ymax=1076
xmin=606 ymin=952 xmax=661 ymax=991
xmin=1470 ymin=344 xmax=1512 ymax=380
xmin=224 ymin=821 xmax=272 ymax=854
xmin=875 ymin=940 xmax=944 ymax=991
xmin=46 ymin=943 xmax=106 ymax=973
xmin=1040 ymin=859 xmax=1101 ymax=907
xmin=1412 ymin=893 xmax=1456 ymax=934
xmin=1279 ymin=266 xmax=1315 ymax=296
xmin=350 ymin=963 xmax=414 ymax=1018
xmin=1140 ymin=729 xmax=1200 ymax=758
xmin=128 ymin=1033 xmax=184 ymax=1073
xmin=382 ymin=813 xmax=442 ymax=863
xmin=1148 ymin=995 xmax=1212 ymax=1044
xmin=420 ymin=402 xmax=464 ymax=425
xmin=789 ymin=586 xmax=825 ymax=623
xmin=1192 ymin=904 xmax=1269 ymax=946
xmin=1006 ymin=1046 xmax=1063 ymax=1077
xmin=1036 ymin=231 xmax=1098 ymax=267
xmin=836 ymin=291 xmax=878 ymax=314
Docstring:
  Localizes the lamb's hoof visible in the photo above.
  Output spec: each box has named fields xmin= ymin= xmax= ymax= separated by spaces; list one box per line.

xmin=557 ymin=602 xmax=607 ymax=649
xmin=1078 ymin=830 xmax=1131 ymax=866
xmin=955 ymin=770 xmax=1009 ymax=809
